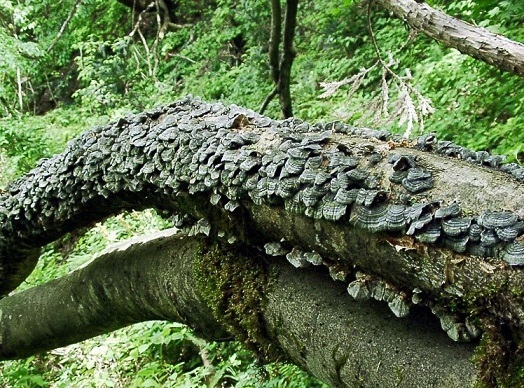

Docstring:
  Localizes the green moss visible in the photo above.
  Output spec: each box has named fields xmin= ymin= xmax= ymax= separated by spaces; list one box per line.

xmin=193 ymin=243 xmax=283 ymax=361
xmin=473 ymin=319 xmax=524 ymax=387
xmin=510 ymin=285 xmax=524 ymax=299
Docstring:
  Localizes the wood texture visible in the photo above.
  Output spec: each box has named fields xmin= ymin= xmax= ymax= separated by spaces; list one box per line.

xmin=375 ymin=0 xmax=524 ymax=77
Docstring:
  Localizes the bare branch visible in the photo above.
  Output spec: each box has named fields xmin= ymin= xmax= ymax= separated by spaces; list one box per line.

xmin=259 ymin=86 xmax=278 ymax=115
xmin=16 ymin=67 xmax=23 ymax=111
xmin=319 ymin=4 xmax=434 ymax=135
xmin=128 ymin=4 xmax=155 ymax=77
xmin=47 ymin=0 xmax=82 ymax=53
xmin=319 ymin=62 xmax=379 ymax=99
xmin=374 ymin=0 xmax=524 ymax=77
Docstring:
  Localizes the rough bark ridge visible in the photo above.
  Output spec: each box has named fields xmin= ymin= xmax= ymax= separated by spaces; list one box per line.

xmin=375 ymin=0 xmax=524 ymax=77
xmin=1 ymin=96 xmax=524 ymax=383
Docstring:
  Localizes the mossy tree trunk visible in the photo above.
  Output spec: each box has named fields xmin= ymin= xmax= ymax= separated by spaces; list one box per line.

xmin=1 ymin=97 xmax=524 ymax=385
xmin=0 ymin=229 xmax=478 ymax=387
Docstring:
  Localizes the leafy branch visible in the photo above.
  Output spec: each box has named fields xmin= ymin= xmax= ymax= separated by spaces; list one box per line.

xmin=47 ymin=0 xmax=83 ymax=53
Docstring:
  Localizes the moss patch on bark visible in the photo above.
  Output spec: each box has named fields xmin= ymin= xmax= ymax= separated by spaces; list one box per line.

xmin=194 ymin=243 xmax=283 ymax=361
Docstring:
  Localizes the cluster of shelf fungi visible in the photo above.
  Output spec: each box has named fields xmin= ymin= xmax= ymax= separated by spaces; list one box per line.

xmin=1 ymin=95 xmax=524 ymax=344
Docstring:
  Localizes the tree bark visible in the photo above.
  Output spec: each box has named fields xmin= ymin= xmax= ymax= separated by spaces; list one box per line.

xmin=259 ymin=0 xmax=281 ymax=115
xmin=260 ymin=0 xmax=298 ymax=118
xmin=268 ymin=0 xmax=281 ymax=86
xmin=374 ymin=0 xmax=524 ymax=77
xmin=0 ymin=228 xmax=478 ymax=386
xmin=0 ymin=231 xmax=226 ymax=359
xmin=1 ymin=96 xmax=524 ymax=384
xmin=277 ymin=0 xmax=298 ymax=118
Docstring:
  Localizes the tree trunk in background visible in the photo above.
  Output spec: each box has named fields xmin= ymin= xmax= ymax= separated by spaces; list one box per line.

xmin=260 ymin=0 xmax=298 ymax=118
xmin=276 ymin=0 xmax=298 ymax=118
xmin=1 ymin=96 xmax=524 ymax=385
xmin=375 ymin=0 xmax=524 ymax=77
xmin=116 ymin=0 xmax=151 ymax=12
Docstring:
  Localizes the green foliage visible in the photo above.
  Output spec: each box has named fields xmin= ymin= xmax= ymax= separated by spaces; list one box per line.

xmin=0 ymin=1 xmax=43 ymax=115
xmin=19 ymin=209 xmax=173 ymax=290
xmin=0 ymin=105 xmax=111 ymax=184
xmin=298 ymin=0 xmax=524 ymax=160
xmin=0 ymin=320 xmax=325 ymax=387
xmin=0 ymin=0 xmax=130 ymax=117
xmin=72 ymin=36 xmax=134 ymax=113
xmin=409 ymin=1 xmax=524 ymax=159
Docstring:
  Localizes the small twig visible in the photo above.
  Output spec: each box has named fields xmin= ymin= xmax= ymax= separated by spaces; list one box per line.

xmin=319 ymin=61 xmax=379 ymax=99
xmin=0 ymin=95 xmax=15 ymax=116
xmin=166 ymin=22 xmax=192 ymax=30
xmin=259 ymin=86 xmax=278 ymax=114
xmin=47 ymin=0 xmax=82 ymax=53
xmin=380 ymin=65 xmax=389 ymax=118
xmin=44 ymin=74 xmax=57 ymax=104
xmin=132 ymin=46 xmax=148 ymax=78
xmin=367 ymin=0 xmax=433 ymax=137
xmin=128 ymin=3 xmax=155 ymax=38
xmin=167 ymin=53 xmax=197 ymax=63
xmin=155 ymin=0 xmax=172 ymax=39
xmin=151 ymin=0 xmax=163 ymax=80
xmin=27 ymin=80 xmax=36 ymax=114
xmin=128 ymin=2 xmax=161 ymax=78
xmin=16 ymin=67 xmax=23 ymax=111
xmin=137 ymin=27 xmax=153 ymax=76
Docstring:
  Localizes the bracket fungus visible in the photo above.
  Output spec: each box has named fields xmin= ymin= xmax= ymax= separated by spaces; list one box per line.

xmin=2 ymin=95 xmax=524 ymax=351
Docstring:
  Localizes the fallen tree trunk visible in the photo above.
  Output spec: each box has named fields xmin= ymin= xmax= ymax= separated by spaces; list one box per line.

xmin=1 ymin=96 xmax=524 ymax=384
xmin=0 ymin=228 xmax=478 ymax=386
xmin=374 ymin=0 xmax=524 ymax=77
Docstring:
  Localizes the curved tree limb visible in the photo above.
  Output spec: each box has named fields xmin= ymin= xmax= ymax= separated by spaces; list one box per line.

xmin=2 ymin=96 xmax=524 ymax=383
xmin=374 ymin=0 xmax=524 ymax=77
xmin=0 ymin=228 xmax=478 ymax=386
xmin=0 ymin=232 xmax=227 ymax=359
